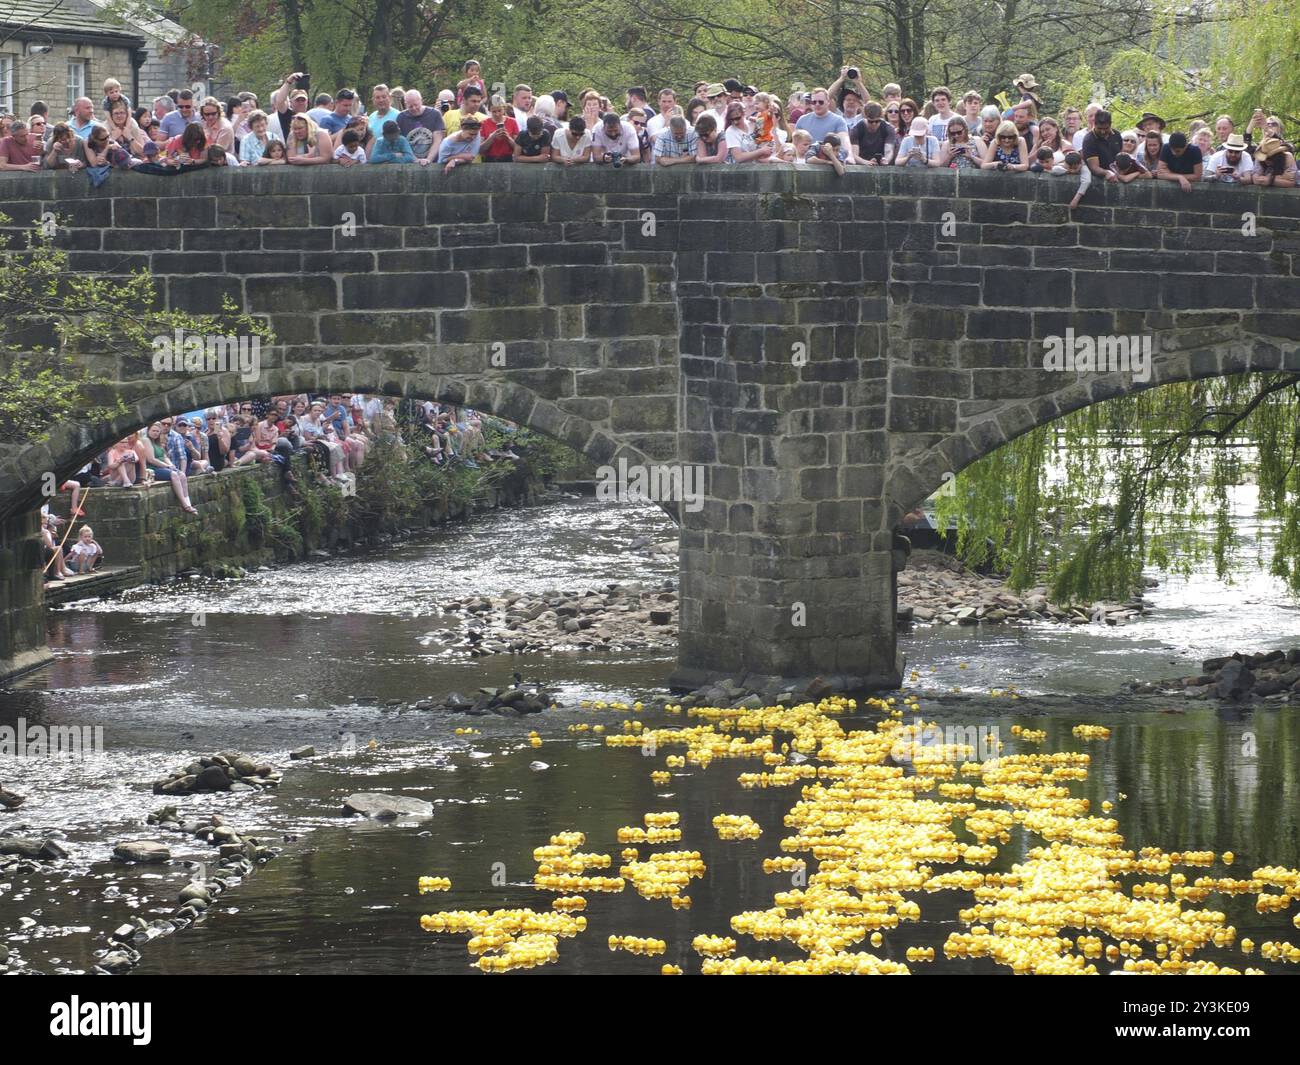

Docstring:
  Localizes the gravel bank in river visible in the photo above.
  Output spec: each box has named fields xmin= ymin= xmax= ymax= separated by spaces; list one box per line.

xmin=898 ymin=551 xmax=1151 ymax=626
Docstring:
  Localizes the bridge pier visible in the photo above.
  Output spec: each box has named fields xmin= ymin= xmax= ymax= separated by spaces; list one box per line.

xmin=672 ymin=516 xmax=903 ymax=691
xmin=0 ymin=512 xmax=52 ymax=682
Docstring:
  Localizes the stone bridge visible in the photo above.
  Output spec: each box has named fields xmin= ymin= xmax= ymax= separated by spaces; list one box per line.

xmin=1 ymin=165 xmax=1298 ymax=687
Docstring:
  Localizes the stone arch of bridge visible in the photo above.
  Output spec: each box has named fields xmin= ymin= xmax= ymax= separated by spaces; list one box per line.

xmin=0 ymin=364 xmax=664 ymax=523
xmin=885 ymin=331 xmax=1300 ymax=524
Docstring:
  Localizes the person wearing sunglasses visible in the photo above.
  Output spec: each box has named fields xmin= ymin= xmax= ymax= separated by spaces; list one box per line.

xmin=882 ymin=104 xmax=904 ymax=138
xmin=27 ymin=110 xmax=48 ymax=148
xmin=896 ymin=98 xmax=920 ymax=138
xmin=980 ymin=120 xmax=1028 ymax=171
xmin=197 ymin=96 xmax=234 ymax=151
xmin=940 ymin=117 xmax=979 ymax=169
xmin=160 ymin=90 xmax=199 ymax=138
xmin=849 ymin=102 xmax=897 ymax=165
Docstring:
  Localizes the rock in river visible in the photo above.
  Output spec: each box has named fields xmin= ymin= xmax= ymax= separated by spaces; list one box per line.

xmin=113 ymin=841 xmax=171 ymax=864
xmin=342 ymin=792 xmax=434 ymax=820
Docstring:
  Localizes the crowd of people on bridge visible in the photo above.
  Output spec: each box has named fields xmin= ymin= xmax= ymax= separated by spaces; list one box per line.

xmin=0 ymin=66 xmax=1295 ymax=196
xmin=40 ymin=395 xmax=521 ymax=581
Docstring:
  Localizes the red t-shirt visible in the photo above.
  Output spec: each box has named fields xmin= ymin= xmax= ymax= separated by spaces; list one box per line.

xmin=165 ymin=134 xmax=205 ymax=162
xmin=0 ymin=135 xmax=41 ymax=166
xmin=478 ymin=116 xmax=519 ymax=159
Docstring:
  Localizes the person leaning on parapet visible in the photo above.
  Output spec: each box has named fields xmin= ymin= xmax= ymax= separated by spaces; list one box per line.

xmin=979 ymin=120 xmax=1027 ymax=172
xmin=1051 ymin=151 xmax=1091 ymax=210
xmin=848 ymin=102 xmax=897 ymax=165
xmin=0 ymin=120 xmax=42 ymax=171
xmin=550 ymin=115 xmax=592 ymax=166
xmin=370 ymin=120 xmax=415 ymax=164
xmin=1253 ymin=135 xmax=1296 ymax=188
xmin=591 ymin=111 xmax=641 ymax=167
xmin=1081 ymin=108 xmax=1123 ymax=183
xmin=1204 ymin=132 xmax=1256 ymax=183
xmin=514 ymin=115 xmax=553 ymax=163
xmin=479 ymin=95 xmax=520 ymax=162
xmin=1151 ymin=131 xmax=1202 ymax=192
xmin=397 ymin=89 xmax=445 ymax=165
xmin=653 ymin=114 xmax=697 ymax=167
xmin=438 ymin=115 xmax=482 ymax=173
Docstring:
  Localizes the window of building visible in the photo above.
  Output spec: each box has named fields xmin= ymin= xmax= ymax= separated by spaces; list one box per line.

xmin=0 ymin=54 xmax=15 ymax=114
xmin=67 ymin=58 xmax=87 ymax=113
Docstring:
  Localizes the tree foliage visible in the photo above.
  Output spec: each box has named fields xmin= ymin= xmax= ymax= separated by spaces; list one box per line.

xmin=934 ymin=373 xmax=1300 ymax=602
xmin=151 ymin=0 xmax=1299 ymax=123
xmin=0 ymin=215 xmax=269 ymax=444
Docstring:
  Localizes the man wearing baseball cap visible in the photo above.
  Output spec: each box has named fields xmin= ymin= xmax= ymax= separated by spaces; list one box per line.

xmin=271 ymin=73 xmax=313 ymax=140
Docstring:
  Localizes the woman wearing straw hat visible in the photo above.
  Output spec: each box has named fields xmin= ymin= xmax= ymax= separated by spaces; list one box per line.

xmin=1251 ymin=135 xmax=1296 ymax=187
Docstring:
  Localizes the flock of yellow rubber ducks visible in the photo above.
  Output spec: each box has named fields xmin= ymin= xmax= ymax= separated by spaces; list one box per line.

xmin=418 ymin=690 xmax=1300 ymax=974
xmin=713 ymin=813 xmax=763 ymax=840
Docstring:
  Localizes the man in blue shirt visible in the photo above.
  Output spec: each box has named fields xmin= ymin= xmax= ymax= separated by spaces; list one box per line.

xmin=161 ymin=417 xmax=190 ymax=474
xmin=794 ymin=88 xmax=848 ymax=152
xmin=322 ymin=395 xmax=351 ymax=435
xmin=437 ymin=117 xmax=481 ymax=172
xmin=69 ymin=98 xmax=102 ymax=140
xmin=318 ymin=89 xmax=357 ymax=135
xmin=159 ymin=91 xmax=199 ymax=138
xmin=367 ymin=84 xmax=401 ymax=140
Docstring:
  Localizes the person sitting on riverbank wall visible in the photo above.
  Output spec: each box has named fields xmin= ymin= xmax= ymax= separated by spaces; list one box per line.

xmin=66 ymin=526 xmax=104 ymax=574
xmin=5 ymin=67 xmax=1295 ymax=190
xmin=38 ymin=395 xmax=530 ymax=584
xmin=65 ymin=395 xmax=521 ymax=505
xmin=40 ymin=505 xmax=71 ymax=581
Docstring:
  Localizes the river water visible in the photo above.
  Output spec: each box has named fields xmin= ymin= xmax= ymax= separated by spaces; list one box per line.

xmin=2 ymin=495 xmax=1299 ymax=975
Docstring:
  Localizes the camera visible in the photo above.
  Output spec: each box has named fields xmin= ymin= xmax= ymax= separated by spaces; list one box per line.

xmin=439 ymin=100 xmax=451 ymax=112
xmin=297 ymin=74 xmax=310 ymax=87
xmin=847 ymin=67 xmax=860 ymax=81
xmin=609 ymin=151 xmax=623 ymax=169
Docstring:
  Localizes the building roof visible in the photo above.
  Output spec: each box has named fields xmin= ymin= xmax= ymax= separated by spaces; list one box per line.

xmin=0 ymin=0 xmax=147 ymax=43
xmin=77 ymin=0 xmax=192 ymax=46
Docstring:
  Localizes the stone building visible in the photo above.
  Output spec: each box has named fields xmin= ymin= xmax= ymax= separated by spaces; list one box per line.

xmin=76 ymin=0 xmax=198 ymax=105
xmin=0 ymin=0 xmax=198 ymax=121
